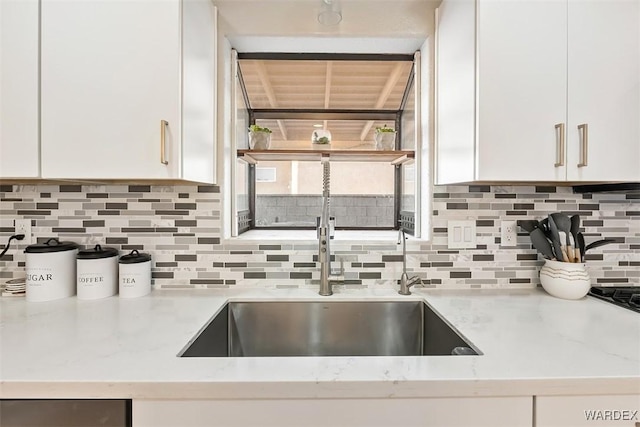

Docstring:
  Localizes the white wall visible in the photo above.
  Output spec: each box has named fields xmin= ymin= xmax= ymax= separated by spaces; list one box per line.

xmin=215 ymin=0 xmax=435 ymax=40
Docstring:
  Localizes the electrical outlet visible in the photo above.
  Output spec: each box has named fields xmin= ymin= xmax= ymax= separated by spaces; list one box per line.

xmin=501 ymin=220 xmax=518 ymax=247
xmin=14 ymin=219 xmax=32 ymax=244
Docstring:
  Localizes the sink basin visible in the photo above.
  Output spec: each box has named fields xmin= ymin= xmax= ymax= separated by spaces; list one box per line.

xmin=179 ymin=301 xmax=480 ymax=357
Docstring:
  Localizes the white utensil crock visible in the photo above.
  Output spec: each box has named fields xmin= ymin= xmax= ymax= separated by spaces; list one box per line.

xmin=539 ymin=259 xmax=591 ymax=300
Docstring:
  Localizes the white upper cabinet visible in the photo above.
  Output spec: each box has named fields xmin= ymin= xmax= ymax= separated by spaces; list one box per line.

xmin=436 ymin=0 xmax=640 ymax=184
xmin=41 ymin=0 xmax=217 ymax=183
xmin=566 ymin=0 xmax=640 ymax=182
xmin=0 ymin=0 xmax=40 ymax=178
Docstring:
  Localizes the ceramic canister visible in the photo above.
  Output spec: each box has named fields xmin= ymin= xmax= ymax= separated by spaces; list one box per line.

xmin=25 ymin=238 xmax=79 ymax=302
xmin=118 ymin=250 xmax=151 ymax=298
xmin=76 ymin=244 xmax=119 ymax=300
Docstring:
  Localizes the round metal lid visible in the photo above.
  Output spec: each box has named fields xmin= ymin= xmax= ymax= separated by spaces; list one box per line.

xmin=119 ymin=249 xmax=151 ymax=264
xmin=76 ymin=244 xmax=119 ymax=259
xmin=24 ymin=238 xmax=79 ymax=253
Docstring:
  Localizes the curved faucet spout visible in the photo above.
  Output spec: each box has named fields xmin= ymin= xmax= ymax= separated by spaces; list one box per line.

xmin=398 ymin=229 xmax=421 ymax=295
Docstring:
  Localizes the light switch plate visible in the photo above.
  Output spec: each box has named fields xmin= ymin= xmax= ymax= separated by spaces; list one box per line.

xmin=447 ymin=220 xmax=476 ymax=249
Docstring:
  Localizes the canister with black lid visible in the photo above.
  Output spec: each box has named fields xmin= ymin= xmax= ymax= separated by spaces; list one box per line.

xmin=25 ymin=238 xmax=79 ymax=302
xmin=76 ymin=244 xmax=119 ymax=300
xmin=118 ymin=250 xmax=151 ymax=298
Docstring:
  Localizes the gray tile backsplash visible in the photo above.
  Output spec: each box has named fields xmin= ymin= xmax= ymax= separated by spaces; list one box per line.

xmin=0 ymin=184 xmax=638 ymax=289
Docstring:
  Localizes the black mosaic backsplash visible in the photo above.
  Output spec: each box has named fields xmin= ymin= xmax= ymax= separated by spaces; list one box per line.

xmin=0 ymin=184 xmax=638 ymax=289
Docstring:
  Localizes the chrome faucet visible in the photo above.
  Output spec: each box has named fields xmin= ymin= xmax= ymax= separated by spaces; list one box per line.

xmin=398 ymin=229 xmax=421 ymax=295
xmin=318 ymin=159 xmax=343 ymax=296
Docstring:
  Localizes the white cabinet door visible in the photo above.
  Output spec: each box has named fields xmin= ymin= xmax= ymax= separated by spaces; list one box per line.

xmin=476 ymin=0 xmax=567 ymax=182
xmin=435 ymin=0 xmax=477 ymax=184
xmin=181 ymin=0 xmax=217 ymax=184
xmin=436 ymin=0 xmax=568 ymax=184
xmin=536 ymin=394 xmax=640 ymax=427
xmin=0 ymin=0 xmax=40 ymax=178
xmin=41 ymin=0 xmax=181 ymax=180
xmin=436 ymin=0 xmax=639 ymax=184
xmin=134 ymin=397 xmax=532 ymax=427
xmin=566 ymin=0 xmax=640 ymax=182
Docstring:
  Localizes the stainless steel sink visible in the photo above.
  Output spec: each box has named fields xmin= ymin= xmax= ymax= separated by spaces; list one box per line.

xmin=179 ymin=301 xmax=481 ymax=357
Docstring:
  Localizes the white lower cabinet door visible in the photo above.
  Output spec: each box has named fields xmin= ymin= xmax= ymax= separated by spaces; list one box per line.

xmin=134 ymin=397 xmax=532 ymax=427
xmin=536 ymin=395 xmax=640 ymax=427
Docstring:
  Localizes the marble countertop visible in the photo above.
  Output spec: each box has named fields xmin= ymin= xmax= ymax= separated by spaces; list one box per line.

xmin=1 ymin=287 xmax=639 ymax=399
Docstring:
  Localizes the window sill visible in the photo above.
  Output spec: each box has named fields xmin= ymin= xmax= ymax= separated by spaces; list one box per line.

xmin=231 ymin=229 xmax=411 ymax=243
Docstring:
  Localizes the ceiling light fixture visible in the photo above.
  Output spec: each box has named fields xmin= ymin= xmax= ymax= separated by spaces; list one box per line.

xmin=313 ymin=124 xmax=323 ymax=128
xmin=318 ymin=0 xmax=342 ymax=26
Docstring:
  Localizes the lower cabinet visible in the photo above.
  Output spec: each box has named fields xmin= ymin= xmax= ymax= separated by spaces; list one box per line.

xmin=536 ymin=394 xmax=640 ymax=427
xmin=134 ymin=397 xmax=532 ymax=427
xmin=0 ymin=399 xmax=130 ymax=426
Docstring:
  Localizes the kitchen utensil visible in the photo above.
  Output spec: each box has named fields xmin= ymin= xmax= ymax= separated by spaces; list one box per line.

xmin=558 ymin=231 xmax=570 ymax=262
xmin=550 ymin=213 xmax=574 ymax=261
xmin=585 ymin=238 xmax=618 ymax=253
xmin=538 ymin=218 xmax=553 ymax=241
xmin=119 ymin=250 xmax=152 ymax=298
xmin=570 ymin=215 xmax=581 ymax=261
xmin=25 ymin=238 xmax=79 ymax=302
xmin=576 ymin=232 xmax=586 ymax=263
xmin=530 ymin=228 xmax=555 ymax=260
xmin=518 ymin=220 xmax=539 ymax=234
xmin=547 ymin=216 xmax=565 ymax=262
xmin=77 ymin=244 xmax=119 ymax=300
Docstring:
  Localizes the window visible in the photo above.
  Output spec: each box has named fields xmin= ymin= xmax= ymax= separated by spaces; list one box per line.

xmin=231 ymin=52 xmax=427 ymax=238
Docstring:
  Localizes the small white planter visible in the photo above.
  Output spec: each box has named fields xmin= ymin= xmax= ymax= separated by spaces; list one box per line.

xmin=311 ymin=129 xmax=332 ymax=149
xmin=249 ymin=131 xmax=271 ymax=150
xmin=374 ymin=131 xmax=396 ymax=150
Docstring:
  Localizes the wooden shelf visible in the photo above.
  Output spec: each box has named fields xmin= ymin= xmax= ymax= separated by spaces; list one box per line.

xmin=237 ymin=149 xmax=415 ymax=164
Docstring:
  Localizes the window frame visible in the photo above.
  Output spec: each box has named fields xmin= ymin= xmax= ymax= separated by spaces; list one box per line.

xmin=234 ymin=52 xmax=420 ymax=235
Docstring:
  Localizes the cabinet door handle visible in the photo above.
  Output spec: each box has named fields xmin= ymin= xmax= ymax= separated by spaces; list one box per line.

xmin=577 ymin=123 xmax=588 ymax=167
xmin=160 ymin=120 xmax=169 ymax=165
xmin=554 ymin=123 xmax=565 ymax=167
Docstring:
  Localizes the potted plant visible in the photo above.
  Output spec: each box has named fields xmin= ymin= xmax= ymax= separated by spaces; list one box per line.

xmin=248 ymin=125 xmax=272 ymax=150
xmin=311 ymin=129 xmax=332 ymax=149
xmin=374 ymin=125 xmax=396 ymax=150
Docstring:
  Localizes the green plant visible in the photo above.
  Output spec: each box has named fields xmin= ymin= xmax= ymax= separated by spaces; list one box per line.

xmin=375 ymin=124 xmax=395 ymax=133
xmin=312 ymin=131 xmax=330 ymax=144
xmin=249 ymin=124 xmax=272 ymax=133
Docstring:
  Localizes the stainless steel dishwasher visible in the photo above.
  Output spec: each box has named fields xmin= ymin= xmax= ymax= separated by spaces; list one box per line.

xmin=0 ymin=400 xmax=131 ymax=426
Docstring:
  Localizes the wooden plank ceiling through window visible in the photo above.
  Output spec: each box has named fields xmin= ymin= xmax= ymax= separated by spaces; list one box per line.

xmin=239 ymin=59 xmax=413 ymax=149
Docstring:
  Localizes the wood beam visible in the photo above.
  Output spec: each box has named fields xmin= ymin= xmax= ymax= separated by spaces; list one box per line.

xmin=359 ymin=63 xmax=405 ymax=141
xmin=323 ymin=61 xmax=333 ymax=130
xmin=255 ymin=60 xmax=288 ymax=140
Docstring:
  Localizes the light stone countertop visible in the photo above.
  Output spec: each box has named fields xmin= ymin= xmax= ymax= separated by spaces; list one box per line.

xmin=0 ymin=287 xmax=639 ymax=400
